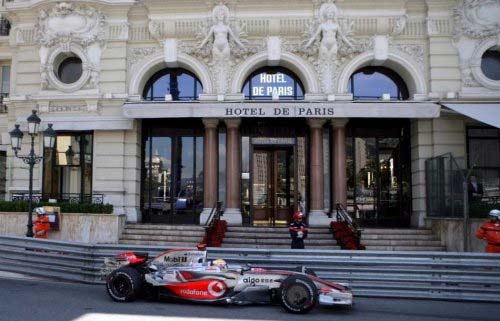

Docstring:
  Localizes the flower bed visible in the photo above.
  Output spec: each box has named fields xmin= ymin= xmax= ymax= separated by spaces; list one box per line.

xmin=330 ymin=221 xmax=365 ymax=250
xmin=203 ymin=219 xmax=228 ymax=247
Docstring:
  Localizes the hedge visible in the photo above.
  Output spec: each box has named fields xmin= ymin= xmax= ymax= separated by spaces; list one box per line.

xmin=0 ymin=201 xmax=113 ymax=214
xmin=470 ymin=202 xmax=500 ymax=218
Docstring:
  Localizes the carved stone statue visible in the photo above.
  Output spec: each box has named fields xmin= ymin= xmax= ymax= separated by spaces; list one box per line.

xmin=199 ymin=3 xmax=245 ymax=94
xmin=305 ymin=2 xmax=353 ymax=63
xmin=305 ymin=2 xmax=354 ymax=94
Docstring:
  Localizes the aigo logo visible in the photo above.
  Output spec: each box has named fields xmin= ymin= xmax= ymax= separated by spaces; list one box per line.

xmin=207 ymin=280 xmax=226 ymax=297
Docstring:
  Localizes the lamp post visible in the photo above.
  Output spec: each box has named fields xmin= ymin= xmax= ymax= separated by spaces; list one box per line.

xmin=9 ymin=110 xmax=56 ymax=237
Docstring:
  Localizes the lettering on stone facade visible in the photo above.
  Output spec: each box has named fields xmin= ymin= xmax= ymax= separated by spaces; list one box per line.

xmin=224 ymin=106 xmax=334 ymax=117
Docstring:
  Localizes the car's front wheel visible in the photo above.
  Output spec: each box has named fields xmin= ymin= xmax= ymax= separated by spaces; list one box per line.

xmin=106 ymin=266 xmax=143 ymax=302
xmin=278 ymin=275 xmax=318 ymax=314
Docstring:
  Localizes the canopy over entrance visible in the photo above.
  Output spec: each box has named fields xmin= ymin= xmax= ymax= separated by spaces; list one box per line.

xmin=442 ymin=103 xmax=500 ymax=129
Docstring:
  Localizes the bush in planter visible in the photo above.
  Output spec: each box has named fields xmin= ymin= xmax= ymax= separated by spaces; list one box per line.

xmin=470 ymin=202 xmax=500 ymax=218
xmin=0 ymin=201 xmax=113 ymax=214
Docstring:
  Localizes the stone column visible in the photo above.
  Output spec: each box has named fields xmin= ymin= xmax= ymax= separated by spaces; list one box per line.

xmin=332 ymin=119 xmax=349 ymax=210
xmin=200 ymin=119 xmax=219 ymax=224
xmin=224 ymin=119 xmax=242 ymax=225
xmin=307 ymin=119 xmax=329 ymax=226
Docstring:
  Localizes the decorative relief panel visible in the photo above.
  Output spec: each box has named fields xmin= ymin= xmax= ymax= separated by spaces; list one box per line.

xmin=35 ymin=2 xmax=107 ymax=93
xmin=453 ymin=0 xmax=500 ymax=91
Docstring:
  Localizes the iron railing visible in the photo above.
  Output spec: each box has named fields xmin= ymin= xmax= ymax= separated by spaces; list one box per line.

xmin=336 ymin=203 xmax=362 ymax=248
xmin=0 ymin=235 xmax=499 ymax=302
xmin=204 ymin=201 xmax=223 ymax=246
xmin=10 ymin=192 xmax=104 ymax=204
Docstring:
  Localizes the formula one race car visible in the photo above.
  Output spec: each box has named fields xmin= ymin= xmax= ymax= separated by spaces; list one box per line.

xmin=103 ymin=245 xmax=353 ymax=314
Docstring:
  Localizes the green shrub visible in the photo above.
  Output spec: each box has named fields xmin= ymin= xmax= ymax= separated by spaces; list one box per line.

xmin=0 ymin=201 xmax=113 ymax=214
xmin=470 ymin=202 xmax=500 ymax=218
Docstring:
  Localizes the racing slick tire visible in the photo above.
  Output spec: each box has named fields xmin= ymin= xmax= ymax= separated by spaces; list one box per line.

xmin=106 ymin=266 xmax=143 ymax=302
xmin=278 ymin=275 xmax=318 ymax=314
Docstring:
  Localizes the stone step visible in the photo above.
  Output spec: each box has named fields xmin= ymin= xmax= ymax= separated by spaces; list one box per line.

xmin=222 ymin=238 xmax=337 ymax=245
xmin=365 ymin=245 xmax=446 ymax=251
xmin=224 ymin=232 xmax=333 ymax=239
xmin=124 ymin=224 xmax=205 ymax=232
xmin=361 ymin=240 xmax=444 ymax=246
xmin=122 ymin=229 xmax=205 ymax=237
xmin=361 ymin=228 xmax=433 ymax=235
xmin=120 ymin=234 xmax=203 ymax=242
xmin=120 ymin=240 xmax=200 ymax=247
xmin=227 ymin=227 xmax=331 ymax=233
xmin=361 ymin=234 xmax=439 ymax=241
xmin=221 ymin=243 xmax=341 ymax=249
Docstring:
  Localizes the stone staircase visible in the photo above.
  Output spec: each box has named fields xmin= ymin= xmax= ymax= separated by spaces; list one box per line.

xmin=221 ymin=226 xmax=340 ymax=249
xmin=119 ymin=224 xmax=205 ymax=247
xmin=361 ymin=228 xmax=446 ymax=251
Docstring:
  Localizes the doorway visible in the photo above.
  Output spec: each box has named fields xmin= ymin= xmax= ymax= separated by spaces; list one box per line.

xmin=251 ymin=147 xmax=295 ymax=226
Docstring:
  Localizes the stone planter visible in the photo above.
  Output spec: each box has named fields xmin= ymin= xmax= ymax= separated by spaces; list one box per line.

xmin=0 ymin=212 xmax=126 ymax=244
xmin=425 ymin=217 xmax=489 ymax=252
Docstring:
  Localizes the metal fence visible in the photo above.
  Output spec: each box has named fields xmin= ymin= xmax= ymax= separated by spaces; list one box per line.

xmin=425 ymin=153 xmax=466 ymax=218
xmin=1 ymin=235 xmax=500 ymax=302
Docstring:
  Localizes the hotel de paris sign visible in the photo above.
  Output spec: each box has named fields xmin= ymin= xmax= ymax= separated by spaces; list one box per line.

xmin=123 ymin=101 xmax=440 ymax=119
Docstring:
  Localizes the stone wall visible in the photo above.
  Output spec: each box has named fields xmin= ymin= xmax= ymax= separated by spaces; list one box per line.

xmin=0 ymin=212 xmax=126 ymax=244
xmin=425 ymin=217 xmax=487 ymax=253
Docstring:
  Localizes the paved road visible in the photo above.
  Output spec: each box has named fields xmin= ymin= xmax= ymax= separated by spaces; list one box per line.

xmin=1 ymin=276 xmax=499 ymax=321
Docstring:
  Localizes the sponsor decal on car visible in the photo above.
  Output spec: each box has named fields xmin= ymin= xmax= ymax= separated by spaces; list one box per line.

xmin=242 ymin=277 xmax=277 ymax=286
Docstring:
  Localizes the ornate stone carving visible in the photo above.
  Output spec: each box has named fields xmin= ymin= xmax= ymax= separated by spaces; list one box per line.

xmin=35 ymin=2 xmax=106 ymax=47
xmin=35 ymin=2 xmax=107 ymax=92
xmin=129 ymin=47 xmax=160 ymax=67
xmin=392 ymin=44 xmax=425 ymax=65
xmin=392 ymin=15 xmax=408 ymax=36
xmin=453 ymin=0 xmax=500 ymax=39
xmin=197 ymin=3 xmax=249 ymax=94
xmin=452 ymin=1 xmax=500 ymax=90
xmin=301 ymin=1 xmax=361 ymax=94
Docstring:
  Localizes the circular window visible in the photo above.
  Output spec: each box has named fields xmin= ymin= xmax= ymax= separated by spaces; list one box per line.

xmin=57 ymin=56 xmax=83 ymax=84
xmin=481 ymin=49 xmax=500 ymax=81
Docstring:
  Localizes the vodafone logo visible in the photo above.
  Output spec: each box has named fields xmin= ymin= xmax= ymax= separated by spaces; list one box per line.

xmin=207 ymin=281 xmax=226 ymax=297
xmin=180 ymin=289 xmax=208 ymax=296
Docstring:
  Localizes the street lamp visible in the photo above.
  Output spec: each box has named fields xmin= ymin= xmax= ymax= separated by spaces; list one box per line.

xmin=9 ymin=110 xmax=57 ymax=237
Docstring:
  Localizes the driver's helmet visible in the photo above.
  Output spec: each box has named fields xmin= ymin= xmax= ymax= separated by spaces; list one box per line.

xmin=35 ymin=207 xmax=46 ymax=215
xmin=293 ymin=211 xmax=304 ymax=221
xmin=489 ymin=209 xmax=500 ymax=218
xmin=212 ymin=258 xmax=227 ymax=269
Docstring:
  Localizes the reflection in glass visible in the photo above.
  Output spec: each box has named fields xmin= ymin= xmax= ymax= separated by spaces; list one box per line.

xmin=143 ymin=68 xmax=203 ymax=101
xmin=143 ymin=132 xmax=204 ymax=224
xmin=43 ymin=132 xmax=93 ymax=201
xmin=348 ymin=66 xmax=409 ymax=100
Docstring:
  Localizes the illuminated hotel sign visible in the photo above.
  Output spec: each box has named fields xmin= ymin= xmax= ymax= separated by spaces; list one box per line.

xmin=250 ymin=73 xmax=294 ymax=97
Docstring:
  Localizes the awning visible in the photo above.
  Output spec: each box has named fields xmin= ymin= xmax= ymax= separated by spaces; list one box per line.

xmin=442 ymin=103 xmax=500 ymax=129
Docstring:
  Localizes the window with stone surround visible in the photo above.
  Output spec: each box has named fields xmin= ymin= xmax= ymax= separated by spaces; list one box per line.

xmin=143 ymin=68 xmax=203 ymax=101
xmin=42 ymin=132 xmax=93 ymax=202
xmin=481 ymin=48 xmax=500 ymax=81
xmin=242 ymin=67 xmax=305 ymax=100
xmin=348 ymin=66 xmax=409 ymax=101
xmin=467 ymin=126 xmax=500 ymax=202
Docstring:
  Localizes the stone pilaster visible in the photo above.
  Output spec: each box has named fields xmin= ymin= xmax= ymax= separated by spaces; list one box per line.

xmin=307 ymin=119 xmax=329 ymax=226
xmin=200 ymin=118 xmax=219 ymax=224
xmin=224 ymin=118 xmax=242 ymax=226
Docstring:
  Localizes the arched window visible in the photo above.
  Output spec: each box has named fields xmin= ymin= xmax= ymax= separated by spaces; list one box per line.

xmin=143 ymin=68 xmax=203 ymax=101
xmin=242 ymin=67 xmax=305 ymax=100
xmin=348 ymin=66 xmax=409 ymax=100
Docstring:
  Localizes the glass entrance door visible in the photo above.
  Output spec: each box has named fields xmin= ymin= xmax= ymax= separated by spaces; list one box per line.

xmin=347 ymin=122 xmax=411 ymax=227
xmin=251 ymin=148 xmax=295 ymax=226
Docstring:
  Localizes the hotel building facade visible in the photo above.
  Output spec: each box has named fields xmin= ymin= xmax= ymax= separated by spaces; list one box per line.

xmin=0 ymin=0 xmax=498 ymax=230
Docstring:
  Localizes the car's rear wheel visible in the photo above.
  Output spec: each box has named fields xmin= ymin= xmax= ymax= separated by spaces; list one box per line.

xmin=279 ymin=275 xmax=318 ymax=314
xmin=106 ymin=266 xmax=143 ymax=302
